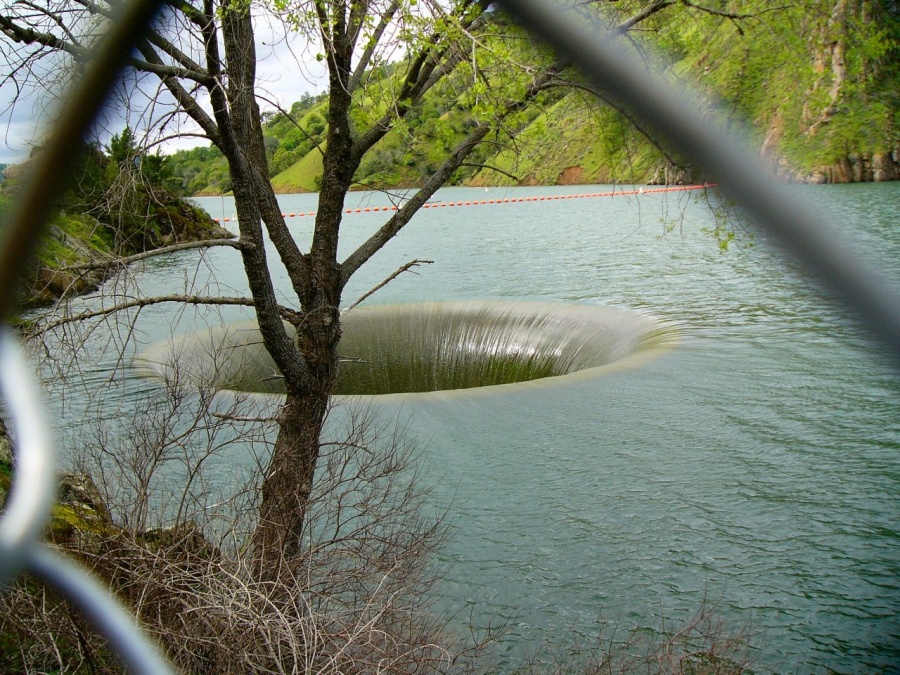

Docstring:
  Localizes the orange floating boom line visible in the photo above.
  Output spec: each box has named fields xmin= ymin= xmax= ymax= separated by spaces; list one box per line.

xmin=259 ymin=184 xmax=715 ymax=220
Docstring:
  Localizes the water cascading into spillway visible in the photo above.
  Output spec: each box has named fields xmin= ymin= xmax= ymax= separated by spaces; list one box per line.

xmin=136 ymin=302 xmax=677 ymax=396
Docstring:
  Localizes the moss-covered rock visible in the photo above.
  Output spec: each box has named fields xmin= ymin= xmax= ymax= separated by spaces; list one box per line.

xmin=47 ymin=473 xmax=116 ymax=546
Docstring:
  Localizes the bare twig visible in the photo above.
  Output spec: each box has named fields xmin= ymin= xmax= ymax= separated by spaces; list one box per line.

xmin=342 ymin=259 xmax=433 ymax=314
xmin=458 ymin=162 xmax=522 ymax=182
xmin=35 ymin=294 xmax=299 ymax=334
xmin=210 ymin=412 xmax=277 ymax=424
xmin=62 ymin=238 xmax=244 ymax=272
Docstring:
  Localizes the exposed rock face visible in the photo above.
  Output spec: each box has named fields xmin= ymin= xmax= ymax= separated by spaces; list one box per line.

xmin=0 ymin=367 xmax=216 ymax=558
xmin=801 ymin=148 xmax=899 ymax=184
xmin=57 ymin=473 xmax=112 ymax=524
xmin=647 ymin=162 xmax=701 ymax=186
xmin=54 ymin=480 xmax=220 ymax=564
xmin=0 ymin=417 xmax=10 ymax=467
xmin=0 ymin=417 xmax=11 ymax=510
xmin=873 ymin=152 xmax=899 ymax=182
xmin=0 ymin=421 xmax=113 ymax=545
xmin=50 ymin=472 xmax=116 ymax=545
xmin=558 ymin=166 xmax=584 ymax=184
xmin=760 ymin=121 xmax=899 ymax=185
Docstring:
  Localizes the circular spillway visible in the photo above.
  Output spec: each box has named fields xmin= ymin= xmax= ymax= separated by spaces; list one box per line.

xmin=137 ymin=302 xmax=677 ymax=396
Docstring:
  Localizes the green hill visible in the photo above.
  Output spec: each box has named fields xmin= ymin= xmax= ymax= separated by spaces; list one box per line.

xmin=167 ymin=1 xmax=898 ymax=195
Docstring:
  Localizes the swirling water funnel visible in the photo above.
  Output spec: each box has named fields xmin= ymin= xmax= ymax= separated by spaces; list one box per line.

xmin=136 ymin=302 xmax=677 ymax=397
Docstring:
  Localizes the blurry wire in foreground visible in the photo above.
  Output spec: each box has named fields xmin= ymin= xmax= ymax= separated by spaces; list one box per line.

xmin=0 ymin=0 xmax=176 ymax=671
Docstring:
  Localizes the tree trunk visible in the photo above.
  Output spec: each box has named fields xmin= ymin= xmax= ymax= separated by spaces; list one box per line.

xmin=254 ymin=389 xmax=330 ymax=563
xmin=206 ymin=4 xmax=336 ymax=567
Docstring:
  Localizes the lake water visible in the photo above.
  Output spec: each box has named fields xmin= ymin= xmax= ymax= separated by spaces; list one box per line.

xmin=43 ymin=183 xmax=899 ymax=672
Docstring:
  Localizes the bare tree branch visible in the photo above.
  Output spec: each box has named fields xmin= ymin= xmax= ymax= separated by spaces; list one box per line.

xmin=0 ymin=13 xmax=86 ymax=60
xmin=341 ymin=60 xmax=566 ymax=285
xmin=350 ymin=8 xmax=491 ymax=163
xmin=548 ymin=79 xmax=689 ymax=169
xmin=458 ymin=162 xmax=522 ymax=183
xmin=36 ymin=294 xmax=299 ymax=334
xmin=616 ymin=1 xmax=677 ymax=33
xmin=62 ymin=238 xmax=244 ymax=272
xmin=258 ymin=97 xmax=327 ymax=159
xmin=129 ymin=46 xmax=213 ymax=85
xmin=343 ymin=259 xmax=433 ymax=313
xmin=348 ymin=0 xmax=400 ymax=93
xmin=679 ymin=0 xmax=753 ymax=21
xmin=136 ymin=40 xmax=221 ymax=144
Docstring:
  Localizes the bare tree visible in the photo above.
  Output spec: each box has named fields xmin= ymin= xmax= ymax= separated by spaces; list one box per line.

xmin=0 ymin=0 xmax=735 ymax=567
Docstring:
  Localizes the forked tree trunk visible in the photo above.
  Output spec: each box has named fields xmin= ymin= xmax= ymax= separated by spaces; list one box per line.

xmin=252 ymin=263 xmax=344 ymax=567
xmin=210 ymin=5 xmax=346 ymax=567
xmin=247 ymin=20 xmax=358 ymax=568
xmin=186 ymin=0 xmax=555 ymax=571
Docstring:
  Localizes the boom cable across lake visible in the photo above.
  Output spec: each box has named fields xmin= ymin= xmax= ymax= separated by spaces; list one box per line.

xmin=212 ymin=184 xmax=714 ymax=222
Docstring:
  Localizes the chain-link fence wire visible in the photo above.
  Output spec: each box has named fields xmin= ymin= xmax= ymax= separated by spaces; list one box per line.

xmin=0 ymin=0 xmax=177 ymax=670
xmin=0 ymin=0 xmax=897 ymax=672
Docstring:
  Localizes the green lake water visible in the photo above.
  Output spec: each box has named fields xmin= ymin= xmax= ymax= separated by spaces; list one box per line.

xmin=44 ymin=183 xmax=899 ymax=672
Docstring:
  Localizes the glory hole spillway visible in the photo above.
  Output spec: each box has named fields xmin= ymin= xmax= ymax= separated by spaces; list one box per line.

xmin=136 ymin=301 xmax=677 ymax=396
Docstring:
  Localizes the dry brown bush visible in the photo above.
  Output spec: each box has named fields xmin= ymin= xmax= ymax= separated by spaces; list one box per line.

xmin=0 ymin=358 xmax=482 ymax=673
xmin=516 ymin=603 xmax=758 ymax=675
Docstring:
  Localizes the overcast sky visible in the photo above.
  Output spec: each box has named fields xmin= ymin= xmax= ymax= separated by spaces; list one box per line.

xmin=0 ymin=10 xmax=328 ymax=165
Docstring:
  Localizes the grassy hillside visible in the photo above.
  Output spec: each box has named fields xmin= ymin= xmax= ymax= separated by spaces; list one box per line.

xmin=270 ymin=143 xmax=325 ymax=193
xmin=467 ymin=93 xmax=669 ymax=187
xmin=167 ymin=1 xmax=898 ymax=194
